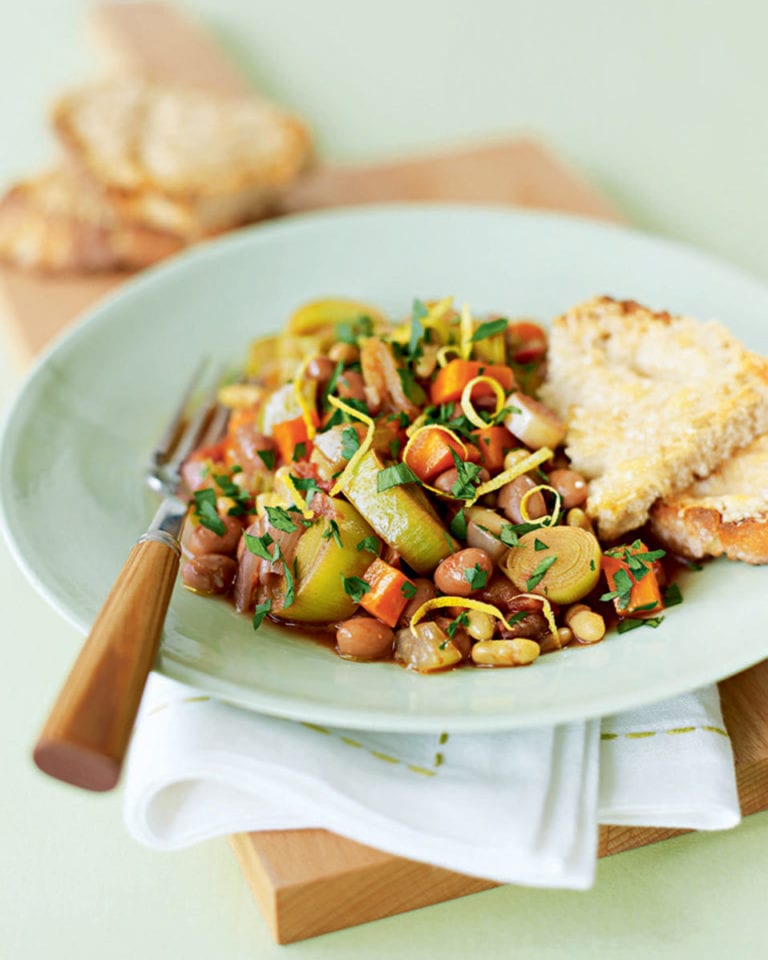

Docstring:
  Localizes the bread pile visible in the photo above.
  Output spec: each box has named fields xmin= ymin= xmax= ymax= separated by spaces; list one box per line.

xmin=0 ymin=78 xmax=311 ymax=272
xmin=540 ymin=295 xmax=768 ymax=564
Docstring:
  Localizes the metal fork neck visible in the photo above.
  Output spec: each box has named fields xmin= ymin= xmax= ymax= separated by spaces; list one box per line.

xmin=137 ymin=496 xmax=187 ymax=555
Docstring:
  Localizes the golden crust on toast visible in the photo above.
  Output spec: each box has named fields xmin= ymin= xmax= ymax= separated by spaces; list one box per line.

xmin=51 ymin=79 xmax=311 ymax=239
xmin=650 ymin=433 xmax=768 ymax=564
xmin=539 ymin=296 xmax=768 ymax=541
xmin=0 ymin=167 xmax=182 ymax=272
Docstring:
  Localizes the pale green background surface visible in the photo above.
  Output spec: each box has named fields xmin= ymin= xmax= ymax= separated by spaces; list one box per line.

xmin=2 ymin=1 xmax=768 ymax=957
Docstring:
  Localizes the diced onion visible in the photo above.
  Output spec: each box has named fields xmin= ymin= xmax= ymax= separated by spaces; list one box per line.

xmin=459 ymin=376 xmax=506 ymax=429
xmin=327 ymin=395 xmax=376 ymax=496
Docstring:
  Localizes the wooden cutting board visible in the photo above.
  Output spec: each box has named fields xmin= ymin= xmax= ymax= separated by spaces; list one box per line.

xmin=3 ymin=2 xmax=767 ymax=945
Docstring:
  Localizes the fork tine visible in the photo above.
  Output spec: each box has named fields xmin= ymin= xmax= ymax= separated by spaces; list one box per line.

xmin=199 ymin=402 xmax=230 ymax=449
xmin=165 ymin=397 xmax=219 ymax=477
xmin=151 ymin=357 xmax=211 ymax=469
xmin=162 ymin=363 xmax=231 ymax=484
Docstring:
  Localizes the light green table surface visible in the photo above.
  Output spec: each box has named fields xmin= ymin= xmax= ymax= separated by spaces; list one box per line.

xmin=2 ymin=3 xmax=768 ymax=958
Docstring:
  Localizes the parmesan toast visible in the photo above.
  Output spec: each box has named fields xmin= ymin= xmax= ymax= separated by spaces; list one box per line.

xmin=0 ymin=167 xmax=183 ymax=272
xmin=539 ymin=296 xmax=768 ymax=541
xmin=52 ymin=79 xmax=311 ymax=239
xmin=649 ymin=433 xmax=768 ymax=564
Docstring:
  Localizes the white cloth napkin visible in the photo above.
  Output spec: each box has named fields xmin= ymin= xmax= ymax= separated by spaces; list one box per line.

xmin=123 ymin=674 xmax=740 ymax=890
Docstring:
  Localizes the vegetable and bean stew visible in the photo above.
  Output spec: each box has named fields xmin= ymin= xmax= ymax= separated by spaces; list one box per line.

xmin=179 ymin=297 xmax=682 ymax=672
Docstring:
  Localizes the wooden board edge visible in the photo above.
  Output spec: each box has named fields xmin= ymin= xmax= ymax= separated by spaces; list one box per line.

xmin=232 ymin=830 xmax=497 ymax=944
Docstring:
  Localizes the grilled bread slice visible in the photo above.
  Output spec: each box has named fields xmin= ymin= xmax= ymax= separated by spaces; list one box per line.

xmin=52 ymin=79 xmax=311 ymax=239
xmin=0 ymin=167 xmax=183 ymax=272
xmin=649 ymin=433 xmax=768 ymax=564
xmin=539 ymin=296 xmax=768 ymax=541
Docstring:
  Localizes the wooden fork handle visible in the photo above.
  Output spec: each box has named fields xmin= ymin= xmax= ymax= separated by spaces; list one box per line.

xmin=33 ymin=535 xmax=180 ymax=791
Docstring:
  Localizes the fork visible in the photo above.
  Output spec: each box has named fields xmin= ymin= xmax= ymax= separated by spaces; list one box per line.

xmin=33 ymin=362 xmax=228 ymax=792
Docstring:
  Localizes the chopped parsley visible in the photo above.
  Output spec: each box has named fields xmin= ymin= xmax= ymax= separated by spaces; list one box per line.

xmin=408 ymin=298 xmax=430 ymax=357
xmin=526 ymin=555 xmax=557 ymax=591
xmin=446 ymin=611 xmax=470 ymax=639
xmin=269 ymin=542 xmax=296 ymax=607
xmin=256 ymin=449 xmax=275 ymax=471
xmin=505 ymin=610 xmax=529 ymax=628
xmin=499 ymin=521 xmax=543 ymax=547
xmin=337 ymin=315 xmax=373 ymax=345
xmin=341 ymin=575 xmax=371 ymax=604
xmin=252 ymin=599 xmax=272 ymax=630
xmin=320 ymin=360 xmax=345 ymax=410
xmin=600 ymin=567 xmax=635 ymax=609
xmin=533 ymin=538 xmax=548 ymax=552
xmin=321 ymin=519 xmax=343 ymax=548
xmin=617 ymin=615 xmax=665 ymax=634
xmin=212 ymin=472 xmax=250 ymax=516
xmin=264 ymin=505 xmax=299 ymax=533
xmin=325 ymin=397 xmax=369 ymax=429
xmin=401 ymin=581 xmax=417 ymax=599
xmin=356 ymin=535 xmax=381 ymax=555
xmin=420 ymin=403 xmax=476 ymax=440
xmin=292 ymin=441 xmax=307 ymax=462
xmin=449 ymin=449 xmax=483 ymax=500
xmin=449 ymin=508 xmax=468 ymax=540
xmin=606 ymin=541 xmax=666 ymax=582
xmin=341 ymin=426 xmax=361 ymax=460
xmin=289 ymin=473 xmax=322 ymax=506
xmin=192 ymin=488 xmax=226 ymax=536
xmin=471 ymin=318 xmax=508 ymax=342
xmin=464 ymin=563 xmax=488 ymax=591
xmin=244 ymin=531 xmax=274 ymax=561
xmin=663 ymin=583 xmax=683 ymax=608
xmin=377 ymin=462 xmax=421 ymax=492
xmin=397 ymin=367 xmax=427 ymax=405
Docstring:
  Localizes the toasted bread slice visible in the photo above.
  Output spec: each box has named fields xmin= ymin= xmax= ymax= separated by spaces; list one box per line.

xmin=51 ymin=79 xmax=311 ymax=239
xmin=0 ymin=167 xmax=183 ymax=272
xmin=649 ymin=433 xmax=768 ymax=563
xmin=539 ymin=296 xmax=768 ymax=540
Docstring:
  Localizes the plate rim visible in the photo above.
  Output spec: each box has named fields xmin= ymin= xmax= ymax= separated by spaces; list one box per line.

xmin=2 ymin=201 xmax=768 ymax=731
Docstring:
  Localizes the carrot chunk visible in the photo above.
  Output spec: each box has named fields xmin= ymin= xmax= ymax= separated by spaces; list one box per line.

xmin=272 ymin=415 xmax=314 ymax=464
xmin=360 ymin=558 xmax=415 ymax=627
xmin=470 ymin=425 xmax=516 ymax=472
xmin=403 ymin=427 xmax=466 ymax=482
xmin=600 ymin=540 xmax=664 ymax=618
xmin=430 ymin=359 xmax=515 ymax=405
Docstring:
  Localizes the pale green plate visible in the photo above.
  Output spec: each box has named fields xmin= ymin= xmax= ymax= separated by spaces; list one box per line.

xmin=2 ymin=204 xmax=767 ymax=731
